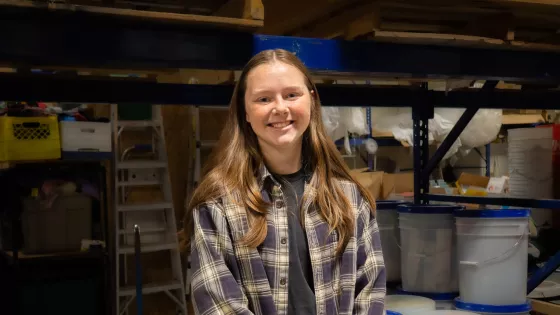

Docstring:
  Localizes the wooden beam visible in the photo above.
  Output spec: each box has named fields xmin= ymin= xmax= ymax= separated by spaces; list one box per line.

xmin=495 ymin=0 xmax=560 ymax=6
xmin=214 ymin=0 xmax=264 ymax=20
xmin=295 ymin=2 xmax=379 ymax=38
xmin=345 ymin=10 xmax=381 ymax=40
xmin=0 ymin=0 xmax=263 ymax=31
xmin=531 ymin=299 xmax=560 ymax=315
xmin=367 ymin=29 xmax=560 ymax=52
xmin=261 ymin=0 xmax=361 ymax=35
xmin=380 ymin=22 xmax=451 ymax=33
xmin=462 ymin=12 xmax=514 ymax=40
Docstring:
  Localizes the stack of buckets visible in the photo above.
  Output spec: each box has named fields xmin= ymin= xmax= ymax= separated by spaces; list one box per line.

xmin=378 ymin=201 xmax=533 ymax=315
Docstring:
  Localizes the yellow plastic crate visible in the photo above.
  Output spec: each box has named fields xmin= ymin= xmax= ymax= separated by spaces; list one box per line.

xmin=0 ymin=115 xmax=61 ymax=161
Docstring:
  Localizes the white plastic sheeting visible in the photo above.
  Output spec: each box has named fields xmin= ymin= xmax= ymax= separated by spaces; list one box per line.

xmin=367 ymin=107 xmax=502 ymax=161
xmin=322 ymin=106 xmax=502 ymax=162
xmin=322 ymin=107 xmax=370 ymax=155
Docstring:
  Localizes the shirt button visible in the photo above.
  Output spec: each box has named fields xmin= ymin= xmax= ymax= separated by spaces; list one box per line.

xmin=275 ymin=200 xmax=285 ymax=208
xmin=280 ymin=238 xmax=287 ymax=245
xmin=280 ymin=278 xmax=286 ymax=285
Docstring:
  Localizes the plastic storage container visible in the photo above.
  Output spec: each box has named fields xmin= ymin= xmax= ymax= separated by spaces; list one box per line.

xmin=0 ymin=115 xmax=61 ymax=161
xmin=508 ymin=127 xmax=552 ymax=199
xmin=397 ymin=205 xmax=464 ymax=293
xmin=454 ymin=298 xmax=531 ymax=315
xmin=21 ymin=194 xmax=92 ymax=254
xmin=376 ymin=200 xmax=408 ymax=282
xmin=455 ymin=209 xmax=530 ymax=305
xmin=59 ymin=121 xmax=111 ymax=159
xmin=397 ymin=289 xmax=458 ymax=310
xmin=386 ymin=295 xmax=436 ymax=315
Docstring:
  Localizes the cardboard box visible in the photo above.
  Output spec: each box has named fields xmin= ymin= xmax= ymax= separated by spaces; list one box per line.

xmin=350 ymin=169 xmax=413 ymax=201
xmin=350 ymin=168 xmax=384 ymax=200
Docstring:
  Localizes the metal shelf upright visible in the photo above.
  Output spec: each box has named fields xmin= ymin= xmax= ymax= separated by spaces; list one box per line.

xmin=1 ymin=2 xmax=560 ymax=300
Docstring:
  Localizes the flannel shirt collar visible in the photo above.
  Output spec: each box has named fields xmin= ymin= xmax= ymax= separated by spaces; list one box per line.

xmin=256 ymin=162 xmax=313 ymax=192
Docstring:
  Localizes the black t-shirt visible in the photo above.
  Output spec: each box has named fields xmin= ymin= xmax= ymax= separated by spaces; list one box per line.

xmin=275 ymin=169 xmax=316 ymax=315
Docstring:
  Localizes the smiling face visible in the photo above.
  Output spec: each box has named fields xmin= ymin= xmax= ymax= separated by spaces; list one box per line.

xmin=244 ymin=61 xmax=312 ymax=153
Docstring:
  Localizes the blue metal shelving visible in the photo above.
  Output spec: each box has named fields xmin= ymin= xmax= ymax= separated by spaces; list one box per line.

xmin=1 ymin=3 xmax=559 ymax=297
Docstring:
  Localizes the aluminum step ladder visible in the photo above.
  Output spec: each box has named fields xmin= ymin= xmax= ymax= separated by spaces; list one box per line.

xmin=111 ymin=104 xmax=187 ymax=315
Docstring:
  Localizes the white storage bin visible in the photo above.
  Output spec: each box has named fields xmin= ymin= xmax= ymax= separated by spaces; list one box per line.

xmin=60 ymin=121 xmax=111 ymax=153
xmin=397 ymin=204 xmax=464 ymax=293
xmin=376 ymin=200 xmax=408 ymax=282
xmin=454 ymin=298 xmax=531 ymax=315
xmin=455 ymin=209 xmax=530 ymax=306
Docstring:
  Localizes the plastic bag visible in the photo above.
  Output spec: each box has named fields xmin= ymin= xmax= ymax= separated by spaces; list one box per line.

xmin=321 ymin=107 xmax=340 ymax=138
xmin=340 ymin=107 xmax=369 ymax=135
xmin=436 ymin=108 xmax=502 ymax=148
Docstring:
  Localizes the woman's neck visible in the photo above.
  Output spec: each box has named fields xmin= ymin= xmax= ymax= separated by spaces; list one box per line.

xmin=260 ymin=142 xmax=303 ymax=175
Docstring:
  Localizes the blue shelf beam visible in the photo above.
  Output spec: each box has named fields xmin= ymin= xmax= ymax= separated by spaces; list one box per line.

xmin=2 ymin=5 xmax=560 ymax=82
xmin=528 ymin=250 xmax=560 ymax=294
xmin=485 ymin=143 xmax=491 ymax=177
xmin=3 ymin=74 xmax=560 ymax=108
xmin=334 ymin=137 xmax=402 ymax=148
xmin=425 ymin=194 xmax=560 ymax=208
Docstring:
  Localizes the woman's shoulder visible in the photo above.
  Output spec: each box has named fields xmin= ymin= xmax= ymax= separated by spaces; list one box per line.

xmin=194 ymin=191 xmax=244 ymax=216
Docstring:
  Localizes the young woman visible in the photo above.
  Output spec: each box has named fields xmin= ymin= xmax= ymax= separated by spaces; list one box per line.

xmin=181 ymin=49 xmax=386 ymax=315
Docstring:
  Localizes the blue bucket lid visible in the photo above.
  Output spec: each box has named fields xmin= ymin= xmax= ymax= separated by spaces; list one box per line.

xmin=386 ymin=311 xmax=403 ymax=315
xmin=376 ymin=200 xmax=409 ymax=210
xmin=396 ymin=288 xmax=458 ymax=301
xmin=454 ymin=298 xmax=531 ymax=313
xmin=454 ymin=209 xmax=531 ymax=218
xmin=397 ymin=204 xmax=465 ymax=214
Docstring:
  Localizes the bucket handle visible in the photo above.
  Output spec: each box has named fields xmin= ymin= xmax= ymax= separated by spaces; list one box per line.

xmin=459 ymin=224 xmax=527 ymax=268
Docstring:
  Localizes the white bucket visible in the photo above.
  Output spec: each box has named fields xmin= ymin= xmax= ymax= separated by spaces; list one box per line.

xmin=397 ymin=289 xmax=458 ymax=310
xmin=507 ymin=127 xmax=552 ymax=199
xmin=398 ymin=205 xmax=464 ymax=293
xmin=386 ymin=295 xmax=436 ymax=315
xmin=376 ymin=200 xmax=408 ymax=282
xmin=407 ymin=311 xmax=480 ymax=315
xmin=455 ymin=209 xmax=530 ymax=305
xmin=454 ymin=298 xmax=531 ymax=315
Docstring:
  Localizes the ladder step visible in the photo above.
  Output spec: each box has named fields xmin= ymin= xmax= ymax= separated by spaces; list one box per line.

xmin=118 ymin=280 xmax=183 ymax=297
xmin=118 ymin=120 xmax=161 ymax=128
xmin=119 ymin=242 xmax=177 ymax=254
xmin=117 ymin=161 xmax=167 ymax=169
xmin=117 ymin=180 xmax=160 ymax=187
xmin=117 ymin=202 xmax=173 ymax=212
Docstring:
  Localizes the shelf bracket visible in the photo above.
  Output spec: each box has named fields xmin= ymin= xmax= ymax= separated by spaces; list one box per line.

xmin=528 ymin=250 xmax=560 ymax=294
xmin=412 ymin=84 xmax=434 ymax=205
xmin=421 ymin=80 xmax=498 ymax=180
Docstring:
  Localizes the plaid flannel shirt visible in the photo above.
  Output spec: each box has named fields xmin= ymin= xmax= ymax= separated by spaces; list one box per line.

xmin=190 ymin=166 xmax=386 ymax=315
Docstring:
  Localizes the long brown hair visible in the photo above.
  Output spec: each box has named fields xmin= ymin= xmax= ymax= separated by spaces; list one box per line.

xmin=180 ymin=49 xmax=376 ymax=255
